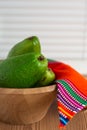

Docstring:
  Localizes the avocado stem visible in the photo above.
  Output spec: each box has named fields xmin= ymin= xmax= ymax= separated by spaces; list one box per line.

xmin=38 ymin=55 xmax=45 ymax=61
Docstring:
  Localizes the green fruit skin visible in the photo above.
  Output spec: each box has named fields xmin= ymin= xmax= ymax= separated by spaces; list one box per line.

xmin=36 ymin=68 xmax=55 ymax=87
xmin=0 ymin=60 xmax=3 ymax=63
xmin=0 ymin=53 xmax=48 ymax=88
xmin=7 ymin=36 xmax=41 ymax=58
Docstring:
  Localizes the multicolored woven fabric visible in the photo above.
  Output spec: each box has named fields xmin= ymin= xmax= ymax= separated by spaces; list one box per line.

xmin=56 ymin=79 xmax=87 ymax=127
xmin=48 ymin=61 xmax=87 ymax=128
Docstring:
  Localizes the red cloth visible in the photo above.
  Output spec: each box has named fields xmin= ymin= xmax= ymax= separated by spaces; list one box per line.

xmin=48 ymin=61 xmax=87 ymax=128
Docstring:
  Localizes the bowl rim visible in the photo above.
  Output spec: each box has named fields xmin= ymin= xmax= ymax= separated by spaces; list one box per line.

xmin=0 ymin=85 xmax=56 ymax=95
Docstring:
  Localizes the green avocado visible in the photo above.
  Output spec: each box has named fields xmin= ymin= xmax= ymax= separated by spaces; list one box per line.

xmin=7 ymin=36 xmax=41 ymax=58
xmin=0 ymin=53 xmax=48 ymax=88
xmin=36 ymin=68 xmax=55 ymax=87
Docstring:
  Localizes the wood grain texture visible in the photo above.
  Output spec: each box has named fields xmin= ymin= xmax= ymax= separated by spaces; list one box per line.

xmin=0 ymin=85 xmax=56 ymax=125
xmin=0 ymin=100 xmax=86 ymax=130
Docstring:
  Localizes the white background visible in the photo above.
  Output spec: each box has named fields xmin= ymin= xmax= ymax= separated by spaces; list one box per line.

xmin=0 ymin=0 xmax=87 ymax=74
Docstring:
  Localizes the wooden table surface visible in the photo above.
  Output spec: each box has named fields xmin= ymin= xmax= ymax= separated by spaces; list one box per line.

xmin=0 ymin=100 xmax=86 ymax=130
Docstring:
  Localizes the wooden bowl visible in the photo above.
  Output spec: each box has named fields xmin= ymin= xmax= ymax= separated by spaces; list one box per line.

xmin=0 ymin=85 xmax=56 ymax=125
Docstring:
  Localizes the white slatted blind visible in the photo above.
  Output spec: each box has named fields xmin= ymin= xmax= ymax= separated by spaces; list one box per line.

xmin=0 ymin=0 xmax=87 ymax=73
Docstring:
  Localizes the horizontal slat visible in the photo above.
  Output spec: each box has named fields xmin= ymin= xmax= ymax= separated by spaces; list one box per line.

xmin=0 ymin=16 xmax=84 ymax=23
xmin=0 ymin=0 xmax=84 ymax=8
xmin=0 ymin=9 xmax=84 ymax=16
xmin=42 ymin=45 xmax=83 ymax=51
xmin=42 ymin=51 xmax=82 ymax=59
xmin=0 ymin=23 xmax=84 ymax=30
xmin=0 ymin=38 xmax=84 ymax=44
xmin=0 ymin=12 xmax=84 ymax=17
xmin=0 ymin=37 xmax=84 ymax=43
xmin=0 ymin=32 xmax=84 ymax=37
xmin=0 ymin=0 xmax=86 ymax=62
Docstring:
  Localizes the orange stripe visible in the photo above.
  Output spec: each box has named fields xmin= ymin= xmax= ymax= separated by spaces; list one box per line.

xmin=59 ymin=106 xmax=73 ymax=119
xmin=58 ymin=101 xmax=75 ymax=117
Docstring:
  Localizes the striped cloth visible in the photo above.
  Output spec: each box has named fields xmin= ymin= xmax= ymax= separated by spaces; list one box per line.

xmin=57 ymin=79 xmax=87 ymax=127
xmin=48 ymin=61 xmax=87 ymax=128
